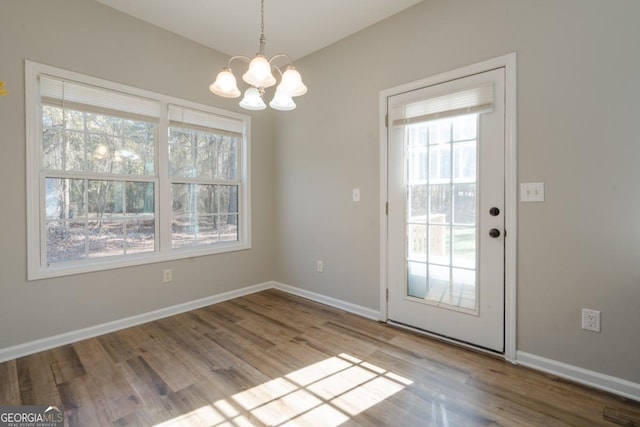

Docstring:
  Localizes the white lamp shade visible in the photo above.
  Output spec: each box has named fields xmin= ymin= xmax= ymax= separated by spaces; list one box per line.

xmin=279 ymin=67 xmax=307 ymax=97
xmin=243 ymin=55 xmax=276 ymax=88
xmin=210 ymin=69 xmax=241 ymax=98
xmin=239 ymin=87 xmax=266 ymax=110
xmin=269 ymin=90 xmax=296 ymax=111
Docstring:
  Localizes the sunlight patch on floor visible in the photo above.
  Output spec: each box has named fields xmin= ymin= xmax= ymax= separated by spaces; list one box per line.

xmin=154 ymin=353 xmax=413 ymax=427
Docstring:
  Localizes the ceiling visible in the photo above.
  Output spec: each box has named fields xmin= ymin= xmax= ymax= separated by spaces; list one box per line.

xmin=96 ymin=0 xmax=423 ymax=61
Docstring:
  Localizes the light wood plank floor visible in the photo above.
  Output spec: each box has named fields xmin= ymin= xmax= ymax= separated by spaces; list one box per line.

xmin=1 ymin=289 xmax=639 ymax=426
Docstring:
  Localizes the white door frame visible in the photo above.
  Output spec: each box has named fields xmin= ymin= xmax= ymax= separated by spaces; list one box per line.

xmin=379 ymin=53 xmax=517 ymax=361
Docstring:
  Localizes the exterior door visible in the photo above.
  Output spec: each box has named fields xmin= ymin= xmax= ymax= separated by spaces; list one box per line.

xmin=387 ymin=68 xmax=505 ymax=352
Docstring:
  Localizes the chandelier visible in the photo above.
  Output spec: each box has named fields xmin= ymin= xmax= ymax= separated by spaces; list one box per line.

xmin=209 ymin=0 xmax=307 ymax=111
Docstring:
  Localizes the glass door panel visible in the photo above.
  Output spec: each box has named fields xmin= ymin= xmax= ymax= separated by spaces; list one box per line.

xmin=405 ymin=115 xmax=478 ymax=312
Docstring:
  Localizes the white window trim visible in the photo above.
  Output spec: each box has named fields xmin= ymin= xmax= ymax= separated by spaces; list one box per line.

xmin=26 ymin=61 xmax=252 ymax=280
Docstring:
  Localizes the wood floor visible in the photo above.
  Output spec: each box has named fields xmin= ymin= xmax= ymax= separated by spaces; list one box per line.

xmin=1 ymin=289 xmax=639 ymax=426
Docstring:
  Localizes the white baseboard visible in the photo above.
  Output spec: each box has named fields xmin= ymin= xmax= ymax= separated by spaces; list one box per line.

xmin=0 ymin=281 xmax=380 ymax=364
xmin=517 ymin=351 xmax=640 ymax=402
xmin=3 ymin=281 xmax=637 ymax=403
xmin=271 ymin=281 xmax=381 ymax=321
xmin=0 ymin=281 xmax=272 ymax=364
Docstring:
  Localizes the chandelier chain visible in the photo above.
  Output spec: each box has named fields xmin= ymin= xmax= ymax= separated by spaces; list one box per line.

xmin=258 ymin=0 xmax=266 ymax=55
xmin=261 ymin=0 xmax=265 ymax=36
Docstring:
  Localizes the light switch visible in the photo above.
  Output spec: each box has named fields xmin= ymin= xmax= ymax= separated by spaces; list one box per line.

xmin=520 ymin=182 xmax=544 ymax=202
xmin=352 ymin=188 xmax=360 ymax=202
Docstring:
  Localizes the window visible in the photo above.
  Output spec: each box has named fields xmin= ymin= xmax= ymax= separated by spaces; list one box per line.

xmin=26 ymin=62 xmax=251 ymax=280
xmin=168 ymin=106 xmax=242 ymax=249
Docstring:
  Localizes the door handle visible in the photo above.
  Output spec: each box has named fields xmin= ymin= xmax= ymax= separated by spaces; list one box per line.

xmin=489 ymin=228 xmax=501 ymax=238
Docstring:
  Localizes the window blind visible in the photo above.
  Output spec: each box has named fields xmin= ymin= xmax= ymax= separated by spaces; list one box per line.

xmin=168 ymin=104 xmax=243 ymax=137
xmin=40 ymin=75 xmax=161 ymax=122
xmin=391 ymin=83 xmax=494 ymax=127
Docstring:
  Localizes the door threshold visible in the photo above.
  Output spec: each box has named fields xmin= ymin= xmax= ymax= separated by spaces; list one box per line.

xmin=387 ymin=319 xmax=505 ymax=358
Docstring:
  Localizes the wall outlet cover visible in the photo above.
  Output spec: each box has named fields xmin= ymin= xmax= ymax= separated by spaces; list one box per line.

xmin=521 ymin=182 xmax=545 ymax=202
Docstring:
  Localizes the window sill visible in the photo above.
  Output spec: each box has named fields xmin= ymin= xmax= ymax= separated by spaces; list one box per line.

xmin=27 ymin=242 xmax=252 ymax=281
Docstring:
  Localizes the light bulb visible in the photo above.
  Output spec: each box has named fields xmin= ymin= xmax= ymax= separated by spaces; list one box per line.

xmin=209 ymin=68 xmax=241 ymax=98
xmin=239 ymin=87 xmax=266 ymax=110
xmin=243 ymin=55 xmax=276 ymax=88
xmin=280 ymin=67 xmax=307 ymax=97
xmin=269 ymin=89 xmax=296 ymax=111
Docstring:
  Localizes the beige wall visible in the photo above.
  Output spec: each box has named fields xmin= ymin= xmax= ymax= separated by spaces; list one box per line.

xmin=0 ymin=1 xmax=275 ymax=348
xmin=274 ymin=0 xmax=640 ymax=383
xmin=1 ymin=0 xmax=639 ymax=387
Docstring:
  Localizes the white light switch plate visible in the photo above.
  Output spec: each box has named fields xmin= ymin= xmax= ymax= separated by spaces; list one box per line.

xmin=520 ymin=182 xmax=544 ymax=202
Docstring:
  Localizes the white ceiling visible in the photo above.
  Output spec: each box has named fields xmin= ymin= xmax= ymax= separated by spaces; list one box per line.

xmin=96 ymin=0 xmax=423 ymax=61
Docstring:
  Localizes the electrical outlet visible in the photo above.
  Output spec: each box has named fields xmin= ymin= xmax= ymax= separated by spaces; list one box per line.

xmin=582 ymin=308 xmax=600 ymax=332
xmin=316 ymin=260 xmax=324 ymax=273
xmin=163 ymin=269 xmax=172 ymax=283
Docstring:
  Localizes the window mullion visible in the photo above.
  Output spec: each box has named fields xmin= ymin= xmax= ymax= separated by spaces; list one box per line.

xmin=157 ymin=102 xmax=172 ymax=254
xmin=83 ymin=178 xmax=89 ymax=258
xmin=122 ymin=179 xmax=128 ymax=254
xmin=42 ymin=170 xmax=156 ymax=182
xmin=39 ymin=172 xmax=47 ymax=268
xmin=169 ymin=177 xmax=240 ymax=186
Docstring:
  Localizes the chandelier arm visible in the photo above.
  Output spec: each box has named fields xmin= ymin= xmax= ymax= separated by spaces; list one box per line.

xmin=271 ymin=64 xmax=284 ymax=78
xmin=268 ymin=53 xmax=294 ymax=67
xmin=226 ymin=55 xmax=252 ymax=68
